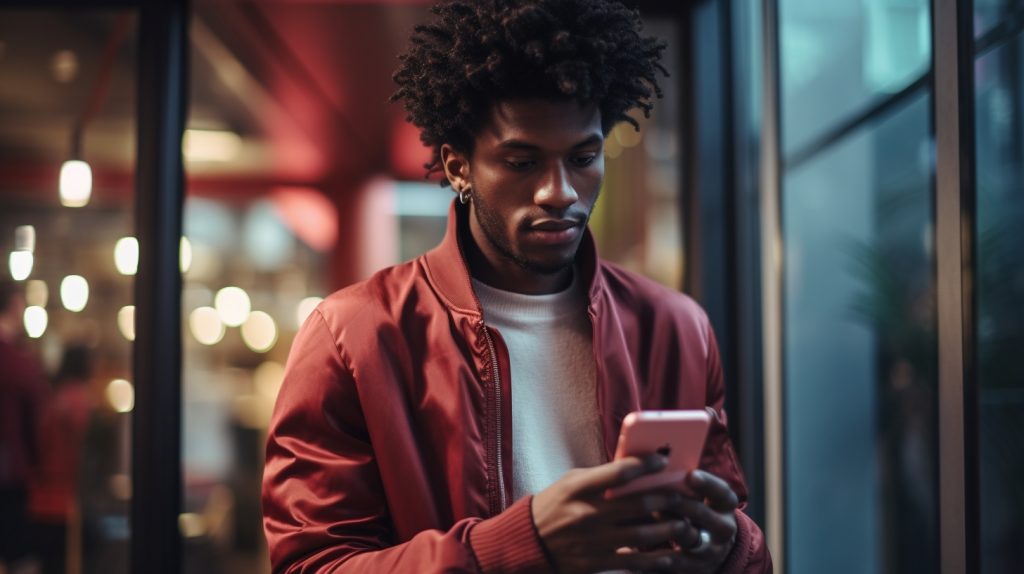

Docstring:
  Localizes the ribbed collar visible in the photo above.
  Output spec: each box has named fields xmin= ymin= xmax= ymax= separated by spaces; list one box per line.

xmin=472 ymin=267 xmax=585 ymax=323
xmin=422 ymin=201 xmax=603 ymax=317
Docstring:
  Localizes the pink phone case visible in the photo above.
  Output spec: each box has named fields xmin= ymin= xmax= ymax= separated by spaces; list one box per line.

xmin=605 ymin=409 xmax=711 ymax=499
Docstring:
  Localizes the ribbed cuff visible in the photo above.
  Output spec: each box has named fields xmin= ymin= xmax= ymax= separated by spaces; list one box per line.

xmin=717 ymin=510 xmax=754 ymax=574
xmin=469 ymin=496 xmax=554 ymax=574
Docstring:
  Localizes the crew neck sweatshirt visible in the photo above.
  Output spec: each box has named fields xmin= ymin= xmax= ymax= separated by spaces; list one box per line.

xmin=472 ymin=272 xmax=605 ymax=500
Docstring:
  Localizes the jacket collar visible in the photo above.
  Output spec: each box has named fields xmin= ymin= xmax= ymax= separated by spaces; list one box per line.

xmin=422 ymin=201 xmax=604 ymax=315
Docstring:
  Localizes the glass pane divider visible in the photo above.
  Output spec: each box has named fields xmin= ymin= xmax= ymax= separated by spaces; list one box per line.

xmin=932 ymin=0 xmax=981 ymax=572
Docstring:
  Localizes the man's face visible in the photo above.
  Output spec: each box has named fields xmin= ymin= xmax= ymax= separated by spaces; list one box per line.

xmin=446 ymin=99 xmax=604 ymax=292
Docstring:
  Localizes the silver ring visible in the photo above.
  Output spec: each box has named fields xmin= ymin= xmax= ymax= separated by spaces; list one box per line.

xmin=687 ymin=528 xmax=712 ymax=554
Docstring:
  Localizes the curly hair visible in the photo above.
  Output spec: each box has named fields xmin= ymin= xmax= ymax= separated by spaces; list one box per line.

xmin=391 ymin=0 xmax=667 ymax=183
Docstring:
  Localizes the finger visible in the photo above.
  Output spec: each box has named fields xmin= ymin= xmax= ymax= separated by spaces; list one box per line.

xmin=573 ymin=454 xmax=667 ymax=494
xmin=598 ymin=489 xmax=684 ymax=522
xmin=602 ymin=548 xmax=684 ymax=572
xmin=667 ymin=498 xmax=737 ymax=543
xmin=686 ymin=470 xmax=739 ymax=512
xmin=595 ymin=520 xmax=690 ymax=549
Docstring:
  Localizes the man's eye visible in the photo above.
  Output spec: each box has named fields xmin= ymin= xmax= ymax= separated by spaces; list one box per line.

xmin=505 ymin=159 xmax=535 ymax=170
xmin=571 ymin=154 xmax=598 ymax=167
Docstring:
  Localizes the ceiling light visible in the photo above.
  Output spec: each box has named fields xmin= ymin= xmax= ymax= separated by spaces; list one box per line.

xmin=114 ymin=237 xmax=139 ymax=275
xmin=60 ymin=275 xmax=89 ymax=312
xmin=23 ymin=306 xmax=48 ymax=338
xmin=183 ymin=129 xmax=241 ymax=163
xmin=8 ymin=251 xmax=32 ymax=281
xmin=59 ymin=159 xmax=92 ymax=207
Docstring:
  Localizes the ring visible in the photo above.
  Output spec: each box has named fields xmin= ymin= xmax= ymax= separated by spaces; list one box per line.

xmin=687 ymin=528 xmax=712 ymax=554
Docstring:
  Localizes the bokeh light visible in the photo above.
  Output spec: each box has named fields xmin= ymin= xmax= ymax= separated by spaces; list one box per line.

xmin=214 ymin=286 xmax=251 ymax=327
xmin=118 ymin=305 xmax=136 ymax=341
xmin=106 ymin=379 xmax=135 ymax=413
xmin=241 ymin=310 xmax=277 ymax=353
xmin=114 ymin=237 xmax=139 ymax=275
xmin=190 ymin=306 xmax=225 ymax=346
xmin=60 ymin=275 xmax=89 ymax=312
xmin=23 ymin=306 xmax=47 ymax=338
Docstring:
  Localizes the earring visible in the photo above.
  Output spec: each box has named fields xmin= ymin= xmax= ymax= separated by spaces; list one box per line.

xmin=458 ymin=185 xmax=472 ymax=205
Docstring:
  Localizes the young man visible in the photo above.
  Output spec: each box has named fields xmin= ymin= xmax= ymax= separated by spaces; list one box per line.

xmin=262 ymin=1 xmax=771 ymax=572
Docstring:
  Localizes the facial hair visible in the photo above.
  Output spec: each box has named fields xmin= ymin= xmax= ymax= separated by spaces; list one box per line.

xmin=472 ymin=190 xmax=584 ymax=276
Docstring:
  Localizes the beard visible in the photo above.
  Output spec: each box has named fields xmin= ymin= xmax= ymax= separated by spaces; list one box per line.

xmin=472 ymin=192 xmax=584 ymax=276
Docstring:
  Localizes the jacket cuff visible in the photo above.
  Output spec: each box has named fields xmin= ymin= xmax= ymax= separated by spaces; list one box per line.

xmin=717 ymin=510 xmax=757 ymax=574
xmin=469 ymin=496 xmax=554 ymax=574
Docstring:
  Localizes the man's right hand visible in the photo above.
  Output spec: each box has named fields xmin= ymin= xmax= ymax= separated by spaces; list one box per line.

xmin=531 ymin=455 xmax=698 ymax=573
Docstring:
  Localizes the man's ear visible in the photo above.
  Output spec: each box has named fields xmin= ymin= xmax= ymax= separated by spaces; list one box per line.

xmin=440 ymin=144 xmax=470 ymax=190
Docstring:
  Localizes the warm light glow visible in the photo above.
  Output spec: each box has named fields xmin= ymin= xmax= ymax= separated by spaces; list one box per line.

xmin=180 ymin=237 xmax=193 ymax=273
xmin=254 ymin=361 xmax=285 ymax=400
xmin=613 ymin=122 xmax=643 ymax=148
xmin=8 ymin=251 xmax=32 ymax=280
xmin=114 ymin=237 xmax=139 ymax=275
xmin=60 ymin=275 xmax=89 ymax=312
xmin=117 ymin=305 xmax=136 ymax=341
xmin=241 ymin=311 xmax=277 ymax=353
xmin=59 ymin=159 xmax=92 ymax=207
xmin=106 ymin=378 xmax=134 ymax=413
xmin=296 ymin=296 xmax=323 ymax=328
xmin=189 ymin=306 xmax=225 ymax=345
xmin=183 ymin=129 xmax=241 ymax=163
xmin=14 ymin=225 xmax=35 ymax=252
xmin=23 ymin=306 xmax=47 ymax=338
xmin=178 ymin=513 xmax=208 ymax=539
xmin=25 ymin=280 xmax=47 ymax=307
xmin=214 ymin=286 xmax=250 ymax=327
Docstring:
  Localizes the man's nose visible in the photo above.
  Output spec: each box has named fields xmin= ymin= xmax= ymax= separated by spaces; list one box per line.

xmin=533 ymin=162 xmax=578 ymax=209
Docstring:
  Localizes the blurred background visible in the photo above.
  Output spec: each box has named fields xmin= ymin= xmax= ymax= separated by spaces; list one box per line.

xmin=0 ymin=0 xmax=1019 ymax=573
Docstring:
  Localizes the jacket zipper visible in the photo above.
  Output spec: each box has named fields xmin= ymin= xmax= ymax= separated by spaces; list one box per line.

xmin=481 ymin=323 xmax=508 ymax=512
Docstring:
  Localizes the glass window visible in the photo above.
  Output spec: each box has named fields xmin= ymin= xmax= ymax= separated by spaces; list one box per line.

xmin=974 ymin=30 xmax=1024 ymax=574
xmin=782 ymin=93 xmax=938 ymax=572
xmin=975 ymin=0 xmax=1023 ymax=40
xmin=779 ymin=0 xmax=931 ymax=157
xmin=0 ymin=9 xmax=137 ymax=574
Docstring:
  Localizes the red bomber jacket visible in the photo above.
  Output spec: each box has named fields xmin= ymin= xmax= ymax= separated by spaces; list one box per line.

xmin=262 ymin=202 xmax=772 ymax=573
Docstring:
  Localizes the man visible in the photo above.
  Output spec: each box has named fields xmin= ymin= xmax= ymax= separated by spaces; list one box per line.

xmin=0 ymin=281 xmax=46 ymax=574
xmin=262 ymin=1 xmax=772 ymax=572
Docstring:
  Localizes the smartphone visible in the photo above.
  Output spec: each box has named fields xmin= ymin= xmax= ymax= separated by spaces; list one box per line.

xmin=605 ymin=409 xmax=711 ymax=499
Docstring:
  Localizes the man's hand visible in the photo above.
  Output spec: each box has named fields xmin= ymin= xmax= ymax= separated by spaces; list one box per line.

xmin=531 ymin=455 xmax=694 ymax=573
xmin=660 ymin=470 xmax=740 ymax=573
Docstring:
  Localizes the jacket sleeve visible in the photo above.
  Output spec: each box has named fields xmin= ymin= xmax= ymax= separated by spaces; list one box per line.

xmin=262 ymin=309 xmax=552 ymax=574
xmin=699 ymin=322 xmax=773 ymax=574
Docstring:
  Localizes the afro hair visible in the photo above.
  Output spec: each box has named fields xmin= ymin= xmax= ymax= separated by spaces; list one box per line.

xmin=391 ymin=0 xmax=667 ymax=183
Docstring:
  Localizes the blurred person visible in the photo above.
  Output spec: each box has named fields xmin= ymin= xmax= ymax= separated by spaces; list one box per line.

xmin=262 ymin=1 xmax=771 ymax=573
xmin=29 ymin=345 xmax=97 ymax=574
xmin=0 ymin=280 xmax=46 ymax=574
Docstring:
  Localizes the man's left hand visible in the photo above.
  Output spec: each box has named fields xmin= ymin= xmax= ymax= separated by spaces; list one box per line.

xmin=661 ymin=469 xmax=739 ymax=573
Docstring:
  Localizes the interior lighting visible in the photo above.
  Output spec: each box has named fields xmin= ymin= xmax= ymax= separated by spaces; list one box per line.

xmin=180 ymin=236 xmax=193 ymax=273
xmin=254 ymin=361 xmax=285 ymax=400
xmin=117 ymin=305 xmax=136 ymax=341
xmin=190 ymin=306 xmax=225 ymax=345
xmin=23 ymin=306 xmax=48 ymax=339
xmin=183 ymin=129 xmax=241 ymax=163
xmin=106 ymin=379 xmax=134 ymax=413
xmin=59 ymin=159 xmax=92 ymax=207
xmin=114 ymin=237 xmax=139 ymax=275
xmin=60 ymin=275 xmax=89 ymax=312
xmin=295 ymin=296 xmax=323 ymax=328
xmin=14 ymin=225 xmax=35 ymax=252
xmin=241 ymin=311 xmax=277 ymax=353
xmin=25 ymin=280 xmax=47 ymax=307
xmin=8 ymin=251 xmax=32 ymax=280
xmin=214 ymin=286 xmax=250 ymax=327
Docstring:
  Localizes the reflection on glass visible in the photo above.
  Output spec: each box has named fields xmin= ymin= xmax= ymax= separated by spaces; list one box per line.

xmin=974 ymin=31 xmax=1024 ymax=573
xmin=783 ymin=93 xmax=938 ymax=573
xmin=780 ymin=0 xmax=930 ymax=155
xmin=0 ymin=10 xmax=136 ymax=573
xmin=975 ymin=0 xmax=1023 ymax=39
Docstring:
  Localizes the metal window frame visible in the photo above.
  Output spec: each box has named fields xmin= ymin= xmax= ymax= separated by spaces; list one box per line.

xmin=932 ymin=0 xmax=980 ymax=571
